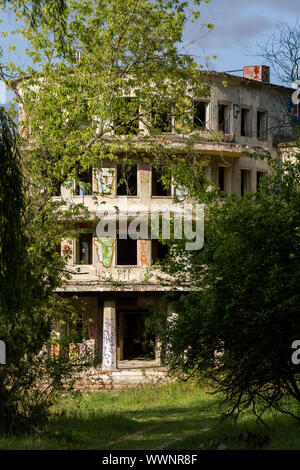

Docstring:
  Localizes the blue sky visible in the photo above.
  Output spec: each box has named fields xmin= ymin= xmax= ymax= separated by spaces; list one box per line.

xmin=182 ymin=0 xmax=299 ymax=85
xmin=0 ymin=0 xmax=299 ymax=103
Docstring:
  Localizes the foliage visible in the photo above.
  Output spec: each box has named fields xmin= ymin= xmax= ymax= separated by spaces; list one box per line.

xmin=0 ymin=0 xmax=214 ymax=434
xmin=155 ymin=156 xmax=300 ymax=421
xmin=2 ymin=0 xmax=213 ymax=193
xmin=0 ymin=109 xmax=92 ymax=435
xmin=0 ymin=382 xmax=300 ymax=450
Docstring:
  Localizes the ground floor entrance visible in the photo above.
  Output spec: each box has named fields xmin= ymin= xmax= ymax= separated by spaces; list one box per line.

xmin=59 ymin=293 xmax=168 ymax=370
xmin=117 ymin=311 xmax=155 ymax=361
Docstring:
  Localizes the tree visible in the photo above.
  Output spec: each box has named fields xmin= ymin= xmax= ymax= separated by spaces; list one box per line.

xmin=0 ymin=0 xmax=213 ymax=433
xmin=0 ymin=107 xmax=93 ymax=434
xmin=2 ymin=0 xmax=211 ymax=193
xmin=257 ymin=21 xmax=300 ymax=85
xmin=155 ymin=156 xmax=300 ymax=421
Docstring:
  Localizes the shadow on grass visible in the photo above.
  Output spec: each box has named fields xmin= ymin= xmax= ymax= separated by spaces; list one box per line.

xmin=0 ymin=383 xmax=300 ymax=450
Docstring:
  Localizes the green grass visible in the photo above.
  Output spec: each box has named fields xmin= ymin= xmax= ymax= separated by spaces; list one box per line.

xmin=1 ymin=381 xmax=300 ymax=450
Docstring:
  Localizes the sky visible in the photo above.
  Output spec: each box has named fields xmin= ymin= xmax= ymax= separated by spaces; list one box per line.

xmin=0 ymin=0 xmax=299 ymax=103
xmin=182 ymin=0 xmax=299 ymax=84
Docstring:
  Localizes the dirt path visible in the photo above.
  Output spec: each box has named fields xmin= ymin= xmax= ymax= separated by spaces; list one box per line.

xmin=154 ymin=427 xmax=211 ymax=450
xmin=102 ymin=425 xmax=159 ymax=448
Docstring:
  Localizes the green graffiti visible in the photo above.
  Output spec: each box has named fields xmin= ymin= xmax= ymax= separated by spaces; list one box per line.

xmin=95 ymin=237 xmax=115 ymax=267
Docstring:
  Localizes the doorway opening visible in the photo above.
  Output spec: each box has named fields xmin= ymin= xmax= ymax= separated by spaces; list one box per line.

xmin=117 ymin=311 xmax=155 ymax=360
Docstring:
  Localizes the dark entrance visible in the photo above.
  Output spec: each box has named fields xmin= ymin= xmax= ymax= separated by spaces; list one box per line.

xmin=117 ymin=311 xmax=154 ymax=360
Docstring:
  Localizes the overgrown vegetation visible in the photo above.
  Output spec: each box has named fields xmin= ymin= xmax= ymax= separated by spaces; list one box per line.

xmin=0 ymin=109 xmax=93 ymax=435
xmin=151 ymin=156 xmax=300 ymax=422
xmin=0 ymin=382 xmax=300 ymax=450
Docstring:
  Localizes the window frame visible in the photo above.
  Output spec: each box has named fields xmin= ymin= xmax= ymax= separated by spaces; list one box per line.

xmin=218 ymin=102 xmax=231 ymax=134
xmin=116 ymin=163 xmax=138 ymax=197
xmin=240 ymin=107 xmax=252 ymax=137
xmin=257 ymin=110 xmax=268 ymax=140
xmin=241 ymin=169 xmax=252 ymax=196
xmin=75 ymin=232 xmax=93 ymax=265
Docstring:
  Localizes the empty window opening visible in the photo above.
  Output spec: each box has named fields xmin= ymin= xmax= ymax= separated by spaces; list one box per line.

xmin=241 ymin=169 xmax=251 ymax=196
xmin=117 ymin=164 xmax=138 ymax=196
xmin=77 ymin=233 xmax=93 ymax=265
xmin=257 ymin=111 xmax=267 ymax=140
xmin=241 ymin=108 xmax=251 ymax=137
xmin=76 ymin=168 xmax=93 ymax=196
xmin=151 ymin=240 xmax=169 ymax=264
xmin=218 ymin=166 xmax=226 ymax=192
xmin=117 ymin=235 xmax=137 ymax=265
xmin=193 ymin=100 xmax=208 ymax=128
xmin=256 ymin=171 xmax=265 ymax=191
xmin=151 ymin=167 xmax=171 ymax=196
xmin=218 ymin=104 xmax=230 ymax=133
xmin=115 ymin=97 xmax=139 ymax=135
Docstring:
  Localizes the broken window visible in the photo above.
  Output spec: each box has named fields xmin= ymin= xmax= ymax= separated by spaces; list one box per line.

xmin=76 ymin=168 xmax=93 ymax=196
xmin=115 ymin=97 xmax=139 ymax=135
xmin=151 ymin=167 xmax=171 ymax=196
xmin=151 ymin=240 xmax=168 ymax=264
xmin=193 ymin=100 xmax=208 ymax=129
xmin=117 ymin=235 xmax=137 ymax=266
xmin=241 ymin=108 xmax=251 ymax=137
xmin=218 ymin=104 xmax=230 ymax=133
xmin=218 ymin=166 xmax=226 ymax=192
xmin=116 ymin=164 xmax=138 ymax=196
xmin=241 ymin=169 xmax=251 ymax=196
xmin=256 ymin=171 xmax=265 ymax=191
xmin=76 ymin=233 xmax=93 ymax=265
xmin=257 ymin=111 xmax=268 ymax=140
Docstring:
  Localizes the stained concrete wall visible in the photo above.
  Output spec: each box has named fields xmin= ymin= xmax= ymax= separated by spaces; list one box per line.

xmin=54 ymin=73 xmax=294 ymax=291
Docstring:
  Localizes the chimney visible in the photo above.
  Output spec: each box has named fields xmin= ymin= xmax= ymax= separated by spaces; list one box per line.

xmin=243 ymin=65 xmax=270 ymax=83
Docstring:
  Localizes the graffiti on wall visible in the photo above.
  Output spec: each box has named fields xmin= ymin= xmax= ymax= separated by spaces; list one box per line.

xmin=62 ymin=244 xmax=72 ymax=256
xmin=102 ymin=317 xmax=116 ymax=369
xmin=95 ymin=237 xmax=115 ymax=267
xmin=95 ymin=267 xmax=137 ymax=281
xmin=117 ymin=268 xmax=132 ymax=280
xmin=85 ymin=322 xmax=97 ymax=340
xmin=140 ymin=240 xmax=148 ymax=266
xmin=140 ymin=170 xmax=150 ymax=183
xmin=94 ymin=168 xmax=115 ymax=195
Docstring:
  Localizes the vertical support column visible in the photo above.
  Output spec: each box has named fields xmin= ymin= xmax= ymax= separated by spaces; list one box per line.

xmin=119 ymin=312 xmax=124 ymax=361
xmin=102 ymin=300 xmax=117 ymax=370
xmin=155 ymin=337 xmax=162 ymax=365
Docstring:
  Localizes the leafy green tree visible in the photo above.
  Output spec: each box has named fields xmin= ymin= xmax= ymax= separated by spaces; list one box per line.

xmin=0 ymin=109 xmax=91 ymax=435
xmin=2 ymin=0 xmax=212 ymax=192
xmin=156 ymin=157 xmax=300 ymax=421
xmin=0 ymin=0 xmax=213 ymax=433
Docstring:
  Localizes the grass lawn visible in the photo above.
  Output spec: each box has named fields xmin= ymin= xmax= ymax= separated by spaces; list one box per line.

xmin=0 ymin=381 xmax=300 ymax=450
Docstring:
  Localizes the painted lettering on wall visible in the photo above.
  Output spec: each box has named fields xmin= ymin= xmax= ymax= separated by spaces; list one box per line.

xmin=95 ymin=237 xmax=115 ymax=267
xmin=140 ymin=240 xmax=148 ymax=266
xmin=140 ymin=170 xmax=150 ymax=183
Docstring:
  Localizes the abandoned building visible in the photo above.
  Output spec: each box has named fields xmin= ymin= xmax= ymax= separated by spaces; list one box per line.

xmin=18 ymin=65 xmax=296 ymax=379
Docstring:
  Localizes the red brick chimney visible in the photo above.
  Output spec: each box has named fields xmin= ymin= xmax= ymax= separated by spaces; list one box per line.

xmin=243 ymin=65 xmax=270 ymax=83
